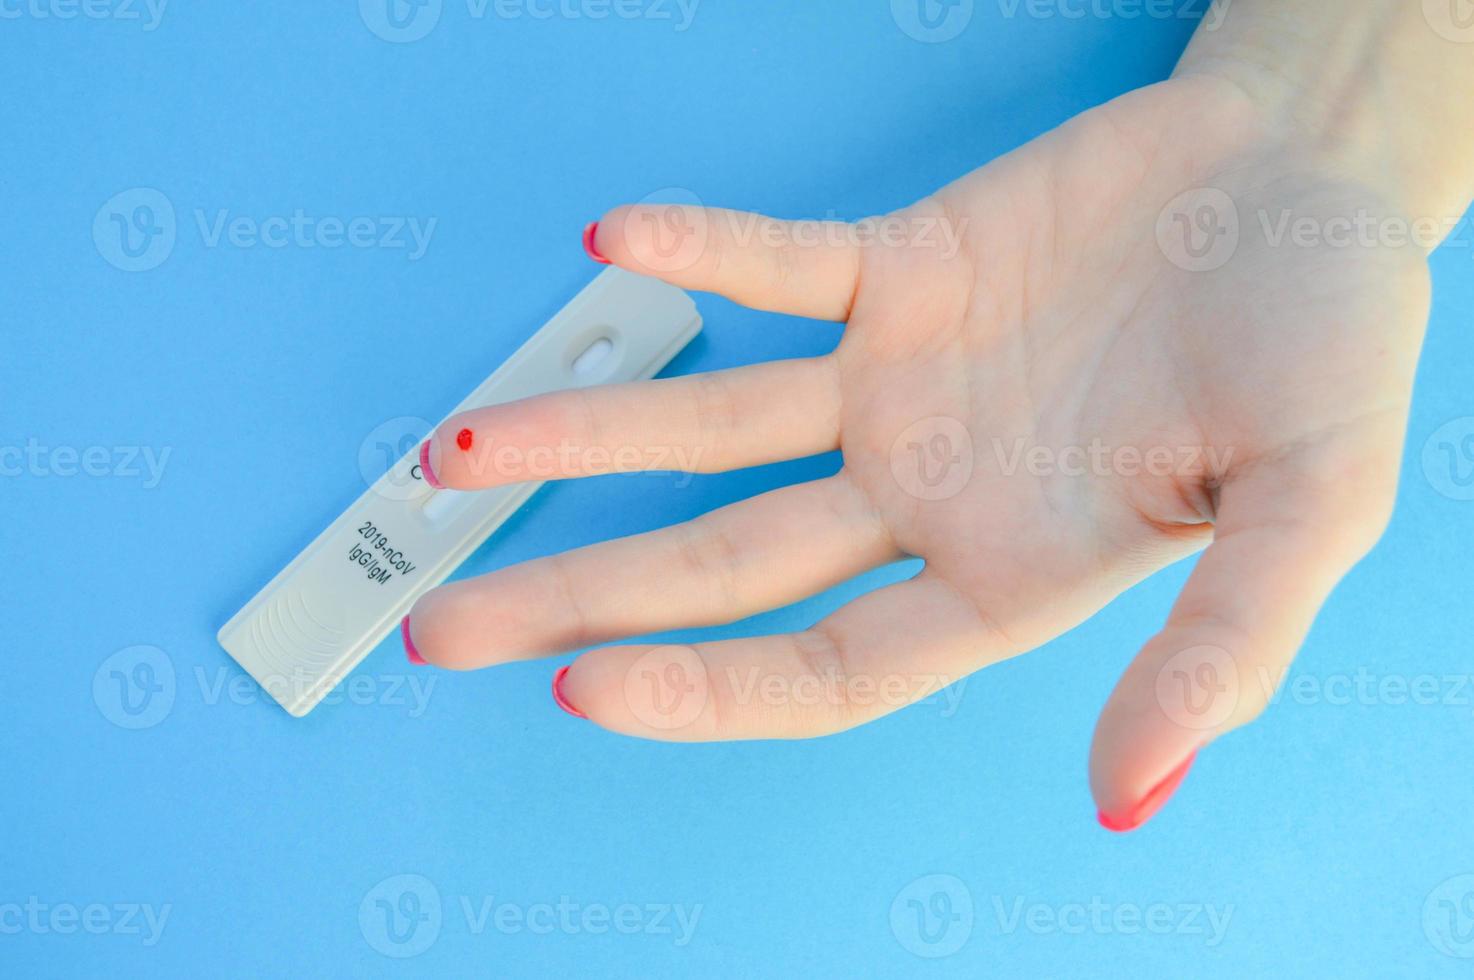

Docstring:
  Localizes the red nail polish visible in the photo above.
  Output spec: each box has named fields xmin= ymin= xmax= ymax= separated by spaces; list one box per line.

xmin=552 ymin=665 xmax=586 ymax=718
xmin=582 ymin=221 xmax=611 ymax=265
xmin=419 ymin=440 xmax=445 ymax=490
xmin=1097 ymin=751 xmax=1197 ymax=833
xmin=456 ymin=428 xmax=474 ymax=451
xmin=401 ymin=615 xmax=427 ymax=666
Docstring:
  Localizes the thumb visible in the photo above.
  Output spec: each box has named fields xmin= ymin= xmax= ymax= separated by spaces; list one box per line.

xmin=1089 ymin=451 xmax=1398 ymax=832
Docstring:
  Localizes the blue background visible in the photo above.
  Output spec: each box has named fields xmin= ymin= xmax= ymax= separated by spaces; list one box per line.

xmin=4 ymin=2 xmax=1473 ymax=976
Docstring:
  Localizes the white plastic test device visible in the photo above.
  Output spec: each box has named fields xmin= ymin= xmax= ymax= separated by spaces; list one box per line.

xmin=217 ymin=268 xmax=702 ymax=717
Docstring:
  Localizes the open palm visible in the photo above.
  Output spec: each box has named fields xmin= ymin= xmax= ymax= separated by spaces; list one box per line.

xmin=408 ymin=74 xmax=1431 ymax=830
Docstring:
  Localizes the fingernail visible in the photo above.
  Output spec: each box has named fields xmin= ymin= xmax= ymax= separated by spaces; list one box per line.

xmin=552 ymin=665 xmax=586 ymax=718
xmin=1097 ymin=751 xmax=1196 ymax=833
xmin=401 ymin=615 xmax=427 ymax=666
xmin=419 ymin=439 xmax=445 ymax=490
xmin=582 ymin=221 xmax=611 ymax=265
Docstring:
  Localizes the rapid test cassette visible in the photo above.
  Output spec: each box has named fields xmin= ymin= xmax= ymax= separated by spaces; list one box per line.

xmin=218 ymin=268 xmax=702 ymax=716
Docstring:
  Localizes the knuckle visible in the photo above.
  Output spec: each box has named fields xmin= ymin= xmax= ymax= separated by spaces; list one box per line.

xmin=545 ymin=553 xmax=596 ymax=649
xmin=790 ymin=627 xmax=861 ymax=733
xmin=674 ymin=517 xmax=744 ymax=611
xmin=688 ymin=372 xmax=738 ymax=456
xmin=768 ymin=235 xmax=800 ymax=291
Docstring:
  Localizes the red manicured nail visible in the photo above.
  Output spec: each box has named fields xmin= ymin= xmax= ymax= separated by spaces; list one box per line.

xmin=419 ymin=439 xmax=445 ymax=490
xmin=401 ymin=615 xmax=427 ymax=666
xmin=582 ymin=221 xmax=611 ymax=264
xmin=1097 ymin=751 xmax=1197 ymax=833
xmin=552 ymin=665 xmax=586 ymax=718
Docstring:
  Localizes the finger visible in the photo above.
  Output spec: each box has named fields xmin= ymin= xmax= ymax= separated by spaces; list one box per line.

xmin=587 ymin=205 xmax=862 ymax=321
xmin=1089 ymin=448 xmax=1399 ymax=832
xmin=404 ymin=474 xmax=899 ymax=670
xmin=552 ymin=570 xmax=1014 ymax=741
xmin=421 ymin=357 xmax=840 ymax=490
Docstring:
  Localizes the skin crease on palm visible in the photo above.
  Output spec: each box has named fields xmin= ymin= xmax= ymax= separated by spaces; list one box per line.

xmin=406 ymin=3 xmax=1474 ymax=829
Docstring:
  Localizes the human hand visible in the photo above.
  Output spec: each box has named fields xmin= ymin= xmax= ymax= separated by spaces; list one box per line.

xmin=404 ymin=4 xmax=1472 ymax=831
